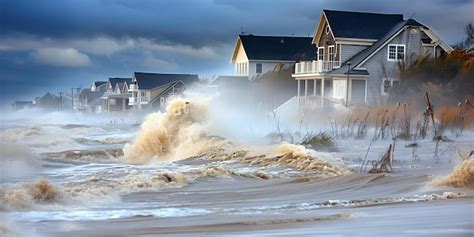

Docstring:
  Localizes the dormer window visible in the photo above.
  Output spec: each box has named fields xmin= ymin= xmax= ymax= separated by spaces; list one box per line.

xmin=326 ymin=26 xmax=330 ymax=35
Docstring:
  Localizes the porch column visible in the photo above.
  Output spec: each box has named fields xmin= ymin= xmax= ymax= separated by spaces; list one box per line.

xmin=297 ymin=80 xmax=300 ymax=107
xmin=313 ymin=79 xmax=317 ymax=96
xmin=304 ymin=80 xmax=308 ymax=97
xmin=320 ymin=79 xmax=325 ymax=107
xmin=122 ymin=98 xmax=125 ymax=111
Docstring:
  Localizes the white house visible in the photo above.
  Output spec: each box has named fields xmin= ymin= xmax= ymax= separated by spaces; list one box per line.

xmin=231 ymin=34 xmax=316 ymax=79
xmin=102 ymin=78 xmax=132 ymax=112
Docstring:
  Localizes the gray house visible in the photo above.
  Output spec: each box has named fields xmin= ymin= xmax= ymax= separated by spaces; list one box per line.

xmin=128 ymin=72 xmax=199 ymax=111
xmin=77 ymin=81 xmax=107 ymax=113
xmin=102 ymin=78 xmax=132 ymax=112
xmin=292 ymin=10 xmax=452 ymax=108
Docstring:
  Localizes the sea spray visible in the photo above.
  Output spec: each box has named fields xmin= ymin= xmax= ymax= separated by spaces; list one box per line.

xmin=123 ymin=98 xmax=227 ymax=163
xmin=436 ymin=159 xmax=474 ymax=188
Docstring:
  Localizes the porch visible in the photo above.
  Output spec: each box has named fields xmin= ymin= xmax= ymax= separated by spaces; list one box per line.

xmin=295 ymin=76 xmax=368 ymax=108
xmin=102 ymin=93 xmax=132 ymax=112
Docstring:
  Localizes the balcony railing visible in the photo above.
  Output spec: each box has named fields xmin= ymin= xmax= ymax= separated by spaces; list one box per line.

xmin=294 ymin=60 xmax=341 ymax=74
xmin=128 ymin=84 xmax=138 ymax=92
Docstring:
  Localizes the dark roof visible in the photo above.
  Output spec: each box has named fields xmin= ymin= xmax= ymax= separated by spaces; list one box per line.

xmin=93 ymin=81 xmax=107 ymax=87
xmin=79 ymin=89 xmax=103 ymax=100
xmin=42 ymin=92 xmax=57 ymax=99
xmin=133 ymin=72 xmax=199 ymax=90
xmin=12 ymin=101 xmax=33 ymax=105
xmin=330 ymin=19 xmax=427 ymax=75
xmin=238 ymin=35 xmax=316 ymax=61
xmin=108 ymin=78 xmax=132 ymax=89
xmin=323 ymin=10 xmax=404 ymax=40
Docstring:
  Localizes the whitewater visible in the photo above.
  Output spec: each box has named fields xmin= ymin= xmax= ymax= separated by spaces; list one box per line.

xmin=0 ymin=98 xmax=473 ymax=237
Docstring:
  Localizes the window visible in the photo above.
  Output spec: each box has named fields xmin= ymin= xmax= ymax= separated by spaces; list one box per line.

xmin=328 ymin=45 xmax=335 ymax=61
xmin=318 ymin=47 xmax=324 ymax=61
xmin=256 ymin=63 xmax=262 ymax=73
xmin=160 ymin=97 xmax=165 ymax=107
xmin=382 ymin=79 xmax=400 ymax=95
xmin=141 ymin=91 xmax=145 ymax=97
xmin=388 ymin=44 xmax=405 ymax=61
xmin=326 ymin=26 xmax=330 ymax=35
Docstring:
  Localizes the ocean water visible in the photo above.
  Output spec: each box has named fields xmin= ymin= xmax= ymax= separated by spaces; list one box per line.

xmin=1 ymin=102 xmax=473 ymax=237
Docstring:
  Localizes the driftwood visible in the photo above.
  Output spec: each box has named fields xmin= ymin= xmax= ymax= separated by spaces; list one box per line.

xmin=368 ymin=144 xmax=393 ymax=173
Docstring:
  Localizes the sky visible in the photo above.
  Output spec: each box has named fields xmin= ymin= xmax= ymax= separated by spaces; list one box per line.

xmin=1 ymin=0 xmax=473 ymax=102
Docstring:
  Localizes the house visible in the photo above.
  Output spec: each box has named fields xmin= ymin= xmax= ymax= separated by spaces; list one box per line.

xmin=128 ymin=72 xmax=199 ymax=111
xmin=91 ymin=81 xmax=107 ymax=92
xmin=77 ymin=81 xmax=108 ymax=113
xmin=292 ymin=9 xmax=452 ymax=108
xmin=102 ymin=78 xmax=132 ymax=112
xmin=10 ymin=101 xmax=33 ymax=110
xmin=231 ymin=34 xmax=316 ymax=79
xmin=77 ymin=89 xmax=104 ymax=113
xmin=36 ymin=92 xmax=59 ymax=110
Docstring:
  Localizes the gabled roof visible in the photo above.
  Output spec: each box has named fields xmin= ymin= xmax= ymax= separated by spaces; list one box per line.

xmin=108 ymin=78 xmax=132 ymax=89
xmin=42 ymin=92 xmax=57 ymax=99
xmin=115 ymin=82 xmax=125 ymax=93
xmin=233 ymin=35 xmax=316 ymax=62
xmin=79 ymin=89 xmax=104 ymax=102
xmin=133 ymin=72 xmax=199 ymax=90
xmin=323 ymin=10 xmax=404 ymax=40
xmin=93 ymin=81 xmax=107 ymax=87
xmin=329 ymin=19 xmax=450 ymax=75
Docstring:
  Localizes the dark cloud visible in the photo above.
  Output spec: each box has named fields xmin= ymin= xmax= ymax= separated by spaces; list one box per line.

xmin=0 ymin=0 xmax=472 ymax=103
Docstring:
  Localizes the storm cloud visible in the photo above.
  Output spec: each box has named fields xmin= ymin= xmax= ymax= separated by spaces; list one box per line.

xmin=0 ymin=0 xmax=472 ymax=102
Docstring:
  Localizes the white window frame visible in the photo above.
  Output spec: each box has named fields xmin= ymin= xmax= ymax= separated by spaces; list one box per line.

xmin=328 ymin=45 xmax=335 ymax=61
xmin=317 ymin=47 xmax=324 ymax=61
xmin=387 ymin=44 xmax=405 ymax=61
xmin=381 ymin=78 xmax=400 ymax=95
xmin=326 ymin=26 xmax=330 ymax=35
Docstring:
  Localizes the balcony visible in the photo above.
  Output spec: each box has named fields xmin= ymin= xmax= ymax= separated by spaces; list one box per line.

xmin=128 ymin=84 xmax=138 ymax=92
xmin=294 ymin=60 xmax=341 ymax=75
xmin=128 ymin=97 xmax=136 ymax=105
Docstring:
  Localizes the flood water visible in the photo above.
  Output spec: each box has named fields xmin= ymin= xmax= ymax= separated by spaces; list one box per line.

xmin=1 ymin=103 xmax=473 ymax=237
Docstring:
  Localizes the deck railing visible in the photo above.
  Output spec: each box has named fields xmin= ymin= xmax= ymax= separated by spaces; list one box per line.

xmin=295 ymin=60 xmax=341 ymax=74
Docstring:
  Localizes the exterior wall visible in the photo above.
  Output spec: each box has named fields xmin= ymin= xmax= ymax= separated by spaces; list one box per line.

xmin=136 ymin=89 xmax=151 ymax=110
xmin=248 ymin=61 xmax=290 ymax=79
xmin=340 ymin=44 xmax=368 ymax=63
xmin=317 ymin=21 xmax=339 ymax=62
xmin=361 ymin=26 xmax=425 ymax=105
xmin=234 ymin=42 xmax=249 ymax=76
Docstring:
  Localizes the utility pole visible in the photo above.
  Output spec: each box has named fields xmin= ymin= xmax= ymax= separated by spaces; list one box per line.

xmin=71 ymin=87 xmax=81 ymax=110
xmin=58 ymin=92 xmax=64 ymax=111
